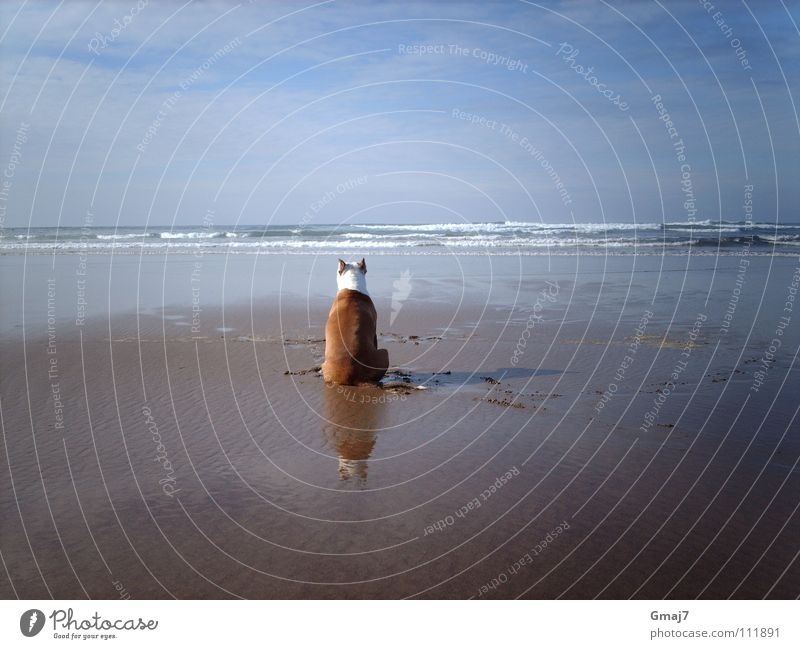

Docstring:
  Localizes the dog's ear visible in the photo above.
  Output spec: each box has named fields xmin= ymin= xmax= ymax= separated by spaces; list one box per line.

xmin=357 ymin=258 xmax=367 ymax=274
xmin=338 ymin=259 xmax=346 ymax=275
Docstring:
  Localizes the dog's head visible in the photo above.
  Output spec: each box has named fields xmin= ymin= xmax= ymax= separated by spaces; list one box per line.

xmin=338 ymin=258 xmax=366 ymax=276
xmin=336 ymin=258 xmax=369 ymax=294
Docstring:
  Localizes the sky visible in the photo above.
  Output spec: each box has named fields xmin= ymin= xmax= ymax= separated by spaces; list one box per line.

xmin=0 ymin=0 xmax=798 ymax=228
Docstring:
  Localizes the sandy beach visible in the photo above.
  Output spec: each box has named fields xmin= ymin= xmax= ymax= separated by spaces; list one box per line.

xmin=1 ymin=252 xmax=798 ymax=599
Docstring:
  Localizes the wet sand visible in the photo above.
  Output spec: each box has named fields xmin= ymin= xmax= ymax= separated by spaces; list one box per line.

xmin=1 ymin=253 xmax=799 ymax=598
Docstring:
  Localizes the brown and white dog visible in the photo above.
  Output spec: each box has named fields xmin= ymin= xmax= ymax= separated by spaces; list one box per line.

xmin=321 ymin=258 xmax=389 ymax=385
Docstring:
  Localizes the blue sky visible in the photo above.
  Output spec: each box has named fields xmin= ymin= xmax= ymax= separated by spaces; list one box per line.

xmin=0 ymin=0 xmax=798 ymax=227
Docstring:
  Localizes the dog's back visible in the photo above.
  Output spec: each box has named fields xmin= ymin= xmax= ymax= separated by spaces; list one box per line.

xmin=322 ymin=288 xmax=389 ymax=385
xmin=321 ymin=258 xmax=389 ymax=385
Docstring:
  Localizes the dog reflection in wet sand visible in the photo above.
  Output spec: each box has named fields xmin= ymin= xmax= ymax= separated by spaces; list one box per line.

xmin=323 ymin=383 xmax=384 ymax=485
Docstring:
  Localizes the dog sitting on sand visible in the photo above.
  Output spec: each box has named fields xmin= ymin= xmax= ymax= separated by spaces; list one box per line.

xmin=322 ymin=258 xmax=389 ymax=385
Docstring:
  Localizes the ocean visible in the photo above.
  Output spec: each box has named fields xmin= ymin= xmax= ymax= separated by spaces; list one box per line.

xmin=3 ymin=220 xmax=799 ymax=255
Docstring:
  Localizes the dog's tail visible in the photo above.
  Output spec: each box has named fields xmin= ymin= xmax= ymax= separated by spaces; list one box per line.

xmin=371 ymin=348 xmax=389 ymax=382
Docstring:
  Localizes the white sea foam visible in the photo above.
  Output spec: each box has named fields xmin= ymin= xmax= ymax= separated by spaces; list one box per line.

xmin=2 ymin=221 xmax=798 ymax=255
xmin=95 ymin=232 xmax=152 ymax=240
xmin=158 ymin=231 xmax=227 ymax=239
